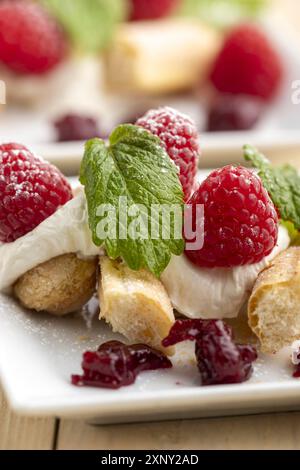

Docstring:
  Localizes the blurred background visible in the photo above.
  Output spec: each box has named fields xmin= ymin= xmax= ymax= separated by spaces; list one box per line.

xmin=0 ymin=0 xmax=300 ymax=170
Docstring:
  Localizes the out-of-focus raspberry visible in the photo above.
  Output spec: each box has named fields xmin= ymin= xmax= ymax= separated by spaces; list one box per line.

xmin=0 ymin=0 xmax=68 ymax=75
xmin=54 ymin=114 xmax=104 ymax=142
xmin=210 ymin=24 xmax=284 ymax=101
xmin=129 ymin=0 xmax=179 ymax=21
xmin=206 ymin=94 xmax=264 ymax=132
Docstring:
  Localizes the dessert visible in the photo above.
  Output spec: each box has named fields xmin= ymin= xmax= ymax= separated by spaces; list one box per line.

xmin=248 ymin=247 xmax=300 ymax=354
xmin=161 ymin=225 xmax=289 ymax=320
xmin=0 ymin=0 xmax=71 ymax=105
xmin=2 ymin=105 xmax=300 ymax=391
xmin=99 ymin=257 xmax=175 ymax=355
xmin=0 ymin=0 xmax=122 ymax=107
xmin=104 ymin=19 xmax=222 ymax=94
xmin=0 ymin=188 xmax=100 ymax=293
xmin=0 ymin=144 xmax=100 ymax=316
xmin=161 ymin=161 xmax=289 ymax=319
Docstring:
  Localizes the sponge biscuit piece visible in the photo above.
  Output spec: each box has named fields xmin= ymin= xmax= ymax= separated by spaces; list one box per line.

xmin=14 ymin=254 xmax=98 ymax=316
xmin=99 ymin=257 xmax=175 ymax=355
xmin=104 ymin=20 xmax=222 ymax=94
xmin=248 ymin=247 xmax=300 ymax=353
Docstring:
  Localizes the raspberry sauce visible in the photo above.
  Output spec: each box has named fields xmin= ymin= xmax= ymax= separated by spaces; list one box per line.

xmin=72 ymin=341 xmax=172 ymax=389
xmin=163 ymin=319 xmax=257 ymax=385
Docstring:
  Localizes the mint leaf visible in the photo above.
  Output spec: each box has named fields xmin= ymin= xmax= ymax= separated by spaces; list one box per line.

xmin=179 ymin=0 xmax=266 ymax=27
xmin=80 ymin=124 xmax=185 ymax=277
xmin=280 ymin=221 xmax=300 ymax=245
xmin=244 ymin=144 xmax=300 ymax=230
xmin=42 ymin=0 xmax=125 ymax=52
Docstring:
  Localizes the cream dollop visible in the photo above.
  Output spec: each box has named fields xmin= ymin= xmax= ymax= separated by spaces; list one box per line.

xmin=0 ymin=188 xmax=101 ymax=293
xmin=161 ymin=226 xmax=290 ymax=319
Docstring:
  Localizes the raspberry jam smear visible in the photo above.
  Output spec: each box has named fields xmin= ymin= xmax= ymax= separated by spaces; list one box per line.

xmin=162 ymin=319 xmax=257 ymax=385
xmin=71 ymin=341 xmax=172 ymax=389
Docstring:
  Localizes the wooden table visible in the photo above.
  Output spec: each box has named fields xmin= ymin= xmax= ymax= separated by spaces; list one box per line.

xmin=2 ymin=0 xmax=300 ymax=451
xmin=3 ymin=382 xmax=300 ymax=450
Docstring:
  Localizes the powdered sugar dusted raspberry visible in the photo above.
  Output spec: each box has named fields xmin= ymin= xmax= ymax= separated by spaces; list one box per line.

xmin=0 ymin=143 xmax=72 ymax=243
xmin=136 ymin=107 xmax=200 ymax=201
xmin=185 ymin=165 xmax=278 ymax=267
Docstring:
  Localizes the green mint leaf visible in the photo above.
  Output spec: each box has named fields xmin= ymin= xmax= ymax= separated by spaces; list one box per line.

xmin=80 ymin=124 xmax=185 ymax=277
xmin=244 ymin=144 xmax=300 ymax=230
xmin=179 ymin=0 xmax=266 ymax=27
xmin=42 ymin=0 xmax=125 ymax=52
xmin=280 ymin=221 xmax=300 ymax=245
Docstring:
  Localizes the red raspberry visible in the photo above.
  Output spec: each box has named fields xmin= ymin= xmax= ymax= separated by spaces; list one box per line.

xmin=0 ymin=143 xmax=73 ymax=243
xmin=136 ymin=107 xmax=200 ymax=200
xmin=184 ymin=165 xmax=278 ymax=267
xmin=210 ymin=24 xmax=284 ymax=101
xmin=206 ymin=94 xmax=264 ymax=132
xmin=0 ymin=1 xmax=68 ymax=75
xmin=54 ymin=114 xmax=104 ymax=142
xmin=129 ymin=0 xmax=179 ymax=21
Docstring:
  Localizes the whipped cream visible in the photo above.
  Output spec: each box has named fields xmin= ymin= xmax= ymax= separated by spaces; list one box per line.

xmin=292 ymin=340 xmax=300 ymax=365
xmin=161 ymin=226 xmax=290 ymax=320
xmin=0 ymin=188 xmax=101 ymax=293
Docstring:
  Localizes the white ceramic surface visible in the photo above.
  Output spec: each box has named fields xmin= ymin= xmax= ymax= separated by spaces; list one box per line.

xmin=0 ymin=292 xmax=299 ymax=423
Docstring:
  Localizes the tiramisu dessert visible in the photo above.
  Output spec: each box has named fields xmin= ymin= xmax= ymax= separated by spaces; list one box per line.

xmin=1 ymin=106 xmax=300 ymax=389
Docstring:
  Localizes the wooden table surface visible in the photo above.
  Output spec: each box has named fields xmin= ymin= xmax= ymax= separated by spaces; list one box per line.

xmin=1 ymin=0 xmax=300 ymax=451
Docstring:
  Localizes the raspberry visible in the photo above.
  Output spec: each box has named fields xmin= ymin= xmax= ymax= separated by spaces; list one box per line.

xmin=206 ymin=94 xmax=264 ymax=132
xmin=162 ymin=319 xmax=257 ymax=386
xmin=0 ymin=143 xmax=73 ymax=243
xmin=136 ymin=107 xmax=200 ymax=200
xmin=129 ymin=0 xmax=179 ymax=21
xmin=0 ymin=1 xmax=67 ymax=75
xmin=184 ymin=165 xmax=278 ymax=267
xmin=54 ymin=114 xmax=104 ymax=142
xmin=210 ymin=24 xmax=283 ymax=102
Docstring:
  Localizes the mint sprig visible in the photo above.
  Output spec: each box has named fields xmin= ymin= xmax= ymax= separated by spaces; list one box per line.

xmin=80 ymin=125 xmax=185 ymax=277
xmin=42 ymin=0 xmax=125 ymax=52
xmin=179 ymin=0 xmax=266 ymax=27
xmin=244 ymin=144 xmax=300 ymax=231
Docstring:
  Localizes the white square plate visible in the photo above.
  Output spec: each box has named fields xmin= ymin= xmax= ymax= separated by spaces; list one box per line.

xmin=0 ymin=291 xmax=300 ymax=423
